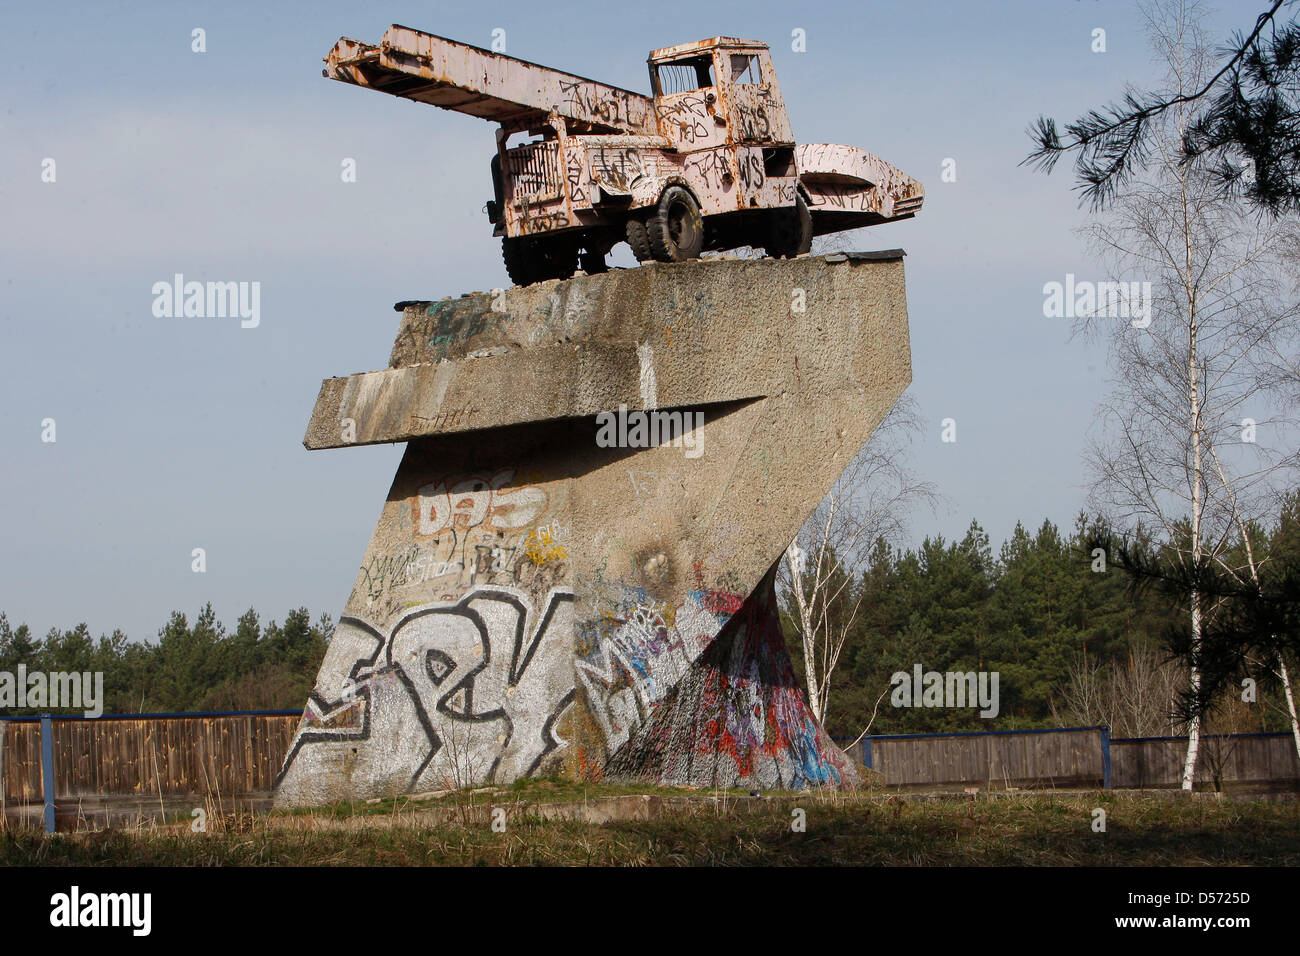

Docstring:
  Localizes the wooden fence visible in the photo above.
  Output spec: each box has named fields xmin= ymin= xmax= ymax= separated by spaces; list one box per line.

xmin=839 ymin=727 xmax=1300 ymax=792
xmin=844 ymin=727 xmax=1109 ymax=791
xmin=1 ymin=711 xmax=301 ymax=825
xmin=1110 ymin=733 xmax=1300 ymax=791
xmin=3 ymin=714 xmax=1296 ymax=827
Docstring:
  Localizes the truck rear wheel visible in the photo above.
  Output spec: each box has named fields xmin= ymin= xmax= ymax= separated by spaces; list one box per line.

xmin=625 ymin=218 xmax=652 ymax=262
xmin=766 ymin=194 xmax=812 ymax=259
xmin=647 ymin=186 xmax=704 ymax=262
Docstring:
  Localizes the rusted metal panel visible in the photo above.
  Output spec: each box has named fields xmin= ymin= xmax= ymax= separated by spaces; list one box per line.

xmin=504 ymin=141 xmax=563 ymax=202
xmin=654 ymin=89 xmax=728 ymax=151
xmin=797 ymin=143 xmax=925 ymax=230
xmin=584 ymin=137 xmax=674 ymax=193
xmin=647 ymin=36 xmax=767 ymax=62
xmin=718 ymin=49 xmax=793 ymax=146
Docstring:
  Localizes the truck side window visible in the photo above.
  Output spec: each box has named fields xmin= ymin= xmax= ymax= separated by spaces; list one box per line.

xmin=656 ymin=56 xmax=715 ymax=95
xmin=730 ymin=54 xmax=761 ymax=85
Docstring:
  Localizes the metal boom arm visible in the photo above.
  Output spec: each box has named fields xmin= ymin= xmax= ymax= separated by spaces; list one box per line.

xmin=325 ymin=25 xmax=658 ymax=135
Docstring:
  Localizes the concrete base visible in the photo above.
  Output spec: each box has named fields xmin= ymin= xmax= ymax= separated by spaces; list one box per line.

xmin=275 ymin=253 xmax=910 ymax=806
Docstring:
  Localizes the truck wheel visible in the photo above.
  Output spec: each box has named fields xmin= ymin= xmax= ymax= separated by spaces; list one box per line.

xmin=766 ymin=193 xmax=812 ymax=259
xmin=541 ymin=242 xmax=579 ymax=282
xmin=625 ymin=218 xmax=652 ymax=262
xmin=502 ymin=236 xmax=537 ymax=286
xmin=502 ymin=237 xmax=578 ymax=285
xmin=647 ymin=186 xmax=704 ymax=262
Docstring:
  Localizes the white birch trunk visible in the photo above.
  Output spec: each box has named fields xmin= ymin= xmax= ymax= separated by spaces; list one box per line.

xmin=785 ymin=541 xmax=821 ymax=722
xmin=1180 ymin=138 xmax=1203 ymax=793
xmin=1279 ymin=654 xmax=1300 ymax=761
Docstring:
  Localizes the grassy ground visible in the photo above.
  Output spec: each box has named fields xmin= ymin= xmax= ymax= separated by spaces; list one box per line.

xmin=272 ymin=776 xmax=745 ymax=818
xmin=3 ymin=782 xmax=1298 ymax=866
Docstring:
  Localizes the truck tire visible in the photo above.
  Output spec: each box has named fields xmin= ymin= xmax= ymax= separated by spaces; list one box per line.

xmin=625 ymin=218 xmax=652 ymax=262
xmin=542 ymin=242 xmax=579 ymax=282
xmin=502 ymin=236 xmax=538 ymax=286
xmin=766 ymin=193 xmax=812 ymax=259
xmin=647 ymin=186 xmax=704 ymax=262
xmin=502 ymin=236 xmax=578 ymax=286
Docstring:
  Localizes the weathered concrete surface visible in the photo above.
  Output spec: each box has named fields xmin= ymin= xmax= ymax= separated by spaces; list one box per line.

xmin=276 ymin=253 xmax=910 ymax=806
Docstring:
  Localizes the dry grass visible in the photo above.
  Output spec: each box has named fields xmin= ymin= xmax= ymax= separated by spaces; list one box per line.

xmin=2 ymin=785 xmax=1297 ymax=866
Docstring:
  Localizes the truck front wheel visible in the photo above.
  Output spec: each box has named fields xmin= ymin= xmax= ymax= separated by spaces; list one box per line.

xmin=647 ymin=186 xmax=704 ymax=263
xmin=502 ymin=236 xmax=578 ymax=286
xmin=502 ymin=236 xmax=536 ymax=286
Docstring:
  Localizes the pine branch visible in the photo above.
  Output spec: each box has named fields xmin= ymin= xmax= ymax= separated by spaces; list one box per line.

xmin=1024 ymin=1 xmax=1300 ymax=212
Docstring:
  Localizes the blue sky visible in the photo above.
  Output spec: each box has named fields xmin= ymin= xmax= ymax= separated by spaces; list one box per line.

xmin=0 ymin=0 xmax=1262 ymax=640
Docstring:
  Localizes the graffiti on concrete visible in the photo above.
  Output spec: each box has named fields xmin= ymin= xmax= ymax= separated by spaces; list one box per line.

xmin=280 ymin=570 xmax=849 ymax=797
xmin=416 ymin=468 xmax=549 ymax=536
xmin=604 ymin=568 xmax=853 ymax=789
xmin=281 ymin=252 xmax=912 ymax=803
xmin=354 ymin=468 xmax=565 ymax=614
xmin=577 ymin=588 xmax=716 ymax=758
xmin=277 ymin=587 xmax=575 ymax=795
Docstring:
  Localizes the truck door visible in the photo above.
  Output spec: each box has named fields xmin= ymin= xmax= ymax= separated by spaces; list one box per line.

xmin=651 ymin=55 xmax=727 ymax=153
xmin=722 ymin=50 xmax=797 ymax=207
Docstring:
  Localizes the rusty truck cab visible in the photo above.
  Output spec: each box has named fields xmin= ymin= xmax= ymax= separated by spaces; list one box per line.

xmin=648 ymin=39 xmax=794 ymax=151
xmin=646 ymin=38 xmax=801 ymax=251
xmin=647 ymin=39 xmax=798 ymax=212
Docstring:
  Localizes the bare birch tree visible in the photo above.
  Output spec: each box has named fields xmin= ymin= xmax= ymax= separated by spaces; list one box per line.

xmin=1079 ymin=0 xmax=1300 ymax=788
xmin=1053 ymin=644 xmax=1184 ymax=738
